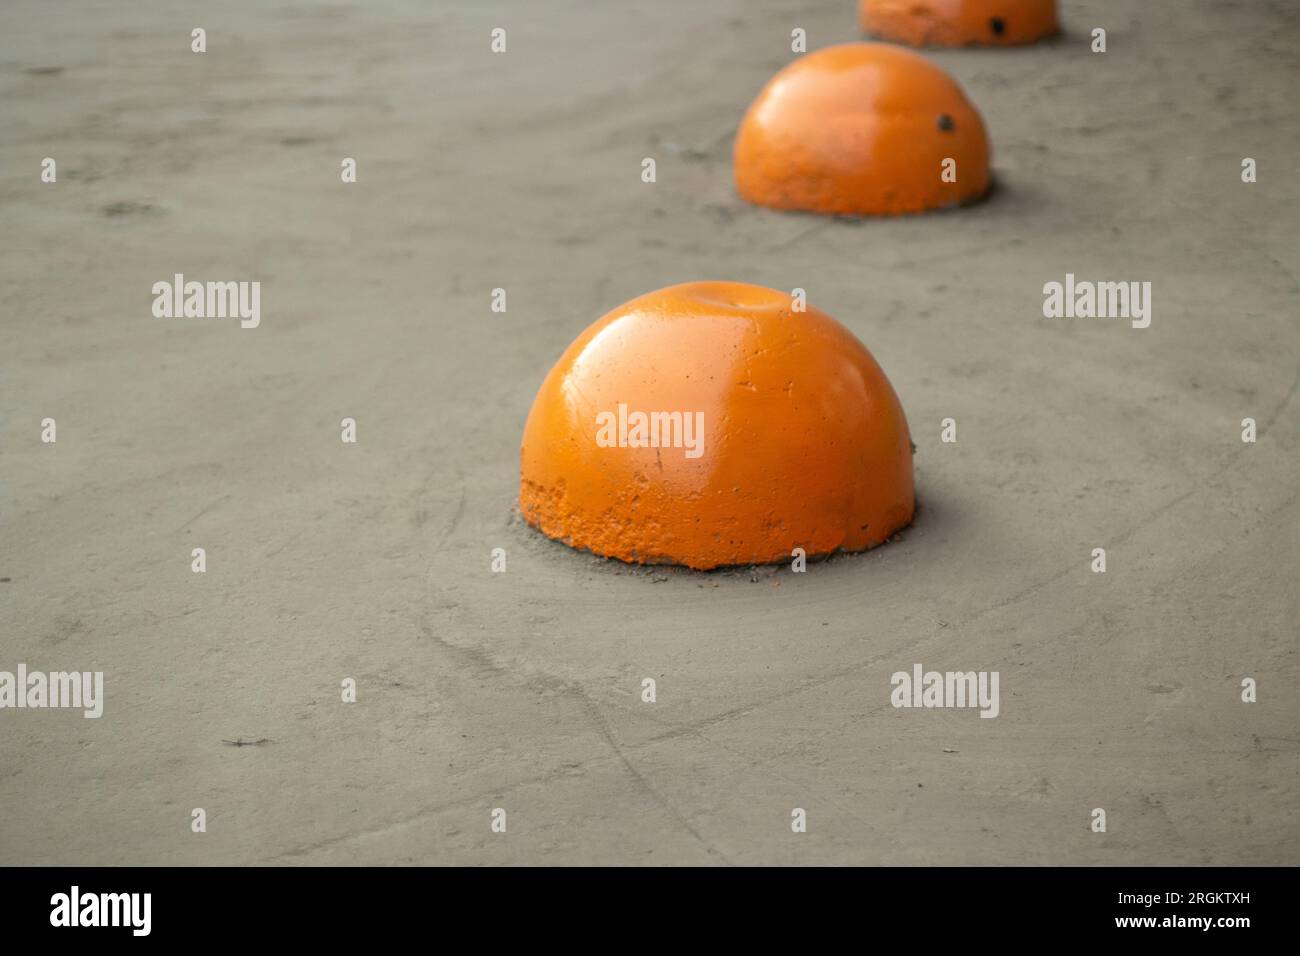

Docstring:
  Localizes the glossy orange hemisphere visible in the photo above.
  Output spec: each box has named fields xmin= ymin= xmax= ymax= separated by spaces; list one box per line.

xmin=860 ymin=0 xmax=1059 ymax=47
xmin=519 ymin=282 xmax=914 ymax=570
xmin=733 ymin=43 xmax=990 ymax=216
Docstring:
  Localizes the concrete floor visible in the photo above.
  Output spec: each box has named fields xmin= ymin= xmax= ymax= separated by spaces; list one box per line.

xmin=1 ymin=0 xmax=1297 ymax=865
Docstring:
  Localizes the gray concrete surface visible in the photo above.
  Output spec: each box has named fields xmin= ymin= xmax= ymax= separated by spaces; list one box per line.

xmin=0 ymin=0 xmax=1297 ymax=865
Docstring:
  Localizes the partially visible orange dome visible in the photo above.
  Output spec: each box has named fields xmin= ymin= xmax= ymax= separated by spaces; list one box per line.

xmin=733 ymin=43 xmax=990 ymax=216
xmin=519 ymin=281 xmax=915 ymax=570
xmin=860 ymin=0 xmax=1059 ymax=47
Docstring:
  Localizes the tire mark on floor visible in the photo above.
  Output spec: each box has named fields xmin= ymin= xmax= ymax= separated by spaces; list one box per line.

xmin=573 ymin=687 xmax=736 ymax=866
xmin=174 ymin=494 xmax=231 ymax=532
xmin=419 ymin=611 xmax=736 ymax=864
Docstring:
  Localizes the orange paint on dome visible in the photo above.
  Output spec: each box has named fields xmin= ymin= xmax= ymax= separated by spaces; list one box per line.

xmin=519 ymin=281 xmax=915 ymax=570
xmin=733 ymin=43 xmax=990 ymax=216
xmin=860 ymin=0 xmax=1059 ymax=47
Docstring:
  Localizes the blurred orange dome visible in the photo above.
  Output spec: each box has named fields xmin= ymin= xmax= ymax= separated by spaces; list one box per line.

xmin=734 ymin=43 xmax=990 ymax=216
xmin=860 ymin=0 xmax=1059 ymax=47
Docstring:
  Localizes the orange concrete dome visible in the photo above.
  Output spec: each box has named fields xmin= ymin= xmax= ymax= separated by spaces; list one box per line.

xmin=519 ymin=282 xmax=915 ymax=570
xmin=733 ymin=43 xmax=990 ymax=216
xmin=860 ymin=0 xmax=1059 ymax=47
